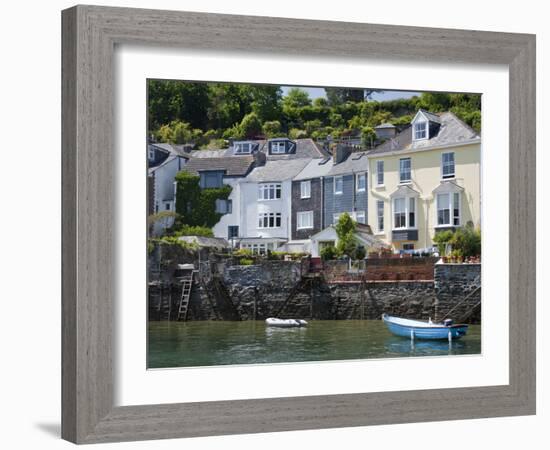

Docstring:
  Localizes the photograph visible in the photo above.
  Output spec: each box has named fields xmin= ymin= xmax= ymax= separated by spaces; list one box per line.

xmin=146 ymin=80 xmax=482 ymax=369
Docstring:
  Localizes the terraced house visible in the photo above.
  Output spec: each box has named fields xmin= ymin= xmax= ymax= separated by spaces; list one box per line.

xmin=367 ymin=110 xmax=481 ymax=251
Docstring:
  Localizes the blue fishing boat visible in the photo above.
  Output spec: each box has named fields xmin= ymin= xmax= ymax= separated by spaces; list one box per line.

xmin=382 ymin=314 xmax=468 ymax=341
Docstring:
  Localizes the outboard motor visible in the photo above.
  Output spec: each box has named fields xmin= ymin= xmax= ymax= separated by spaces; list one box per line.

xmin=444 ymin=319 xmax=454 ymax=327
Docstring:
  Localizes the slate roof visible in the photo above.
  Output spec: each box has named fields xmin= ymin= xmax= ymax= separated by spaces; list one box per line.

xmin=368 ymin=112 xmax=480 ymax=156
xmin=417 ymin=109 xmax=442 ymax=124
xmin=293 ymin=158 xmax=334 ymax=181
xmin=389 ymin=184 xmax=420 ymax=198
xmin=150 ymin=143 xmax=191 ymax=158
xmin=183 ymin=155 xmax=256 ymax=177
xmin=190 ymin=149 xmax=228 ymax=158
xmin=245 ymin=158 xmax=311 ymax=182
xmin=259 ymin=138 xmax=328 ymax=160
xmin=375 ymin=123 xmax=396 ymax=129
xmin=327 ymin=151 xmax=370 ymax=176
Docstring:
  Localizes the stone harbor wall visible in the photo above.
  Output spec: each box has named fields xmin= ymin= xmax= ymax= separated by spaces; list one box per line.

xmin=434 ymin=263 xmax=481 ymax=323
xmin=148 ymin=252 xmax=481 ymax=323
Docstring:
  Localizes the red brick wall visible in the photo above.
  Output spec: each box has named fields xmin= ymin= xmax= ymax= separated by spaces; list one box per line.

xmin=364 ymin=257 xmax=437 ymax=281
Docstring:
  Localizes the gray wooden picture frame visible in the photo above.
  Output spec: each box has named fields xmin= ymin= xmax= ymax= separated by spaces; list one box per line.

xmin=62 ymin=5 xmax=536 ymax=444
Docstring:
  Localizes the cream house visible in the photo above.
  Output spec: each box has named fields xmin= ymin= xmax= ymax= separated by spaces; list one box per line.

xmin=367 ymin=110 xmax=481 ymax=251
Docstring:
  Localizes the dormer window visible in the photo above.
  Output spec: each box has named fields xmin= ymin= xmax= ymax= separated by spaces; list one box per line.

xmin=271 ymin=141 xmax=286 ymax=154
xmin=234 ymin=142 xmax=253 ymax=154
xmin=414 ymin=121 xmax=427 ymax=140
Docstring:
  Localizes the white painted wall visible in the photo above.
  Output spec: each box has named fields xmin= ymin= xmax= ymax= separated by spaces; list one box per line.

xmin=151 ymin=156 xmax=187 ymax=213
xmin=213 ymin=177 xmax=241 ymax=239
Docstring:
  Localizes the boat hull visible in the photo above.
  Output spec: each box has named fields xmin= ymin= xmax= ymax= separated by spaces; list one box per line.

xmin=265 ymin=318 xmax=308 ymax=328
xmin=382 ymin=314 xmax=468 ymax=340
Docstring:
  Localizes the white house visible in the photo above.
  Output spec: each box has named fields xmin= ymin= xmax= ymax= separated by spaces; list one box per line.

xmin=147 ymin=144 xmax=190 ymax=215
xmin=309 ymin=223 xmax=388 ymax=257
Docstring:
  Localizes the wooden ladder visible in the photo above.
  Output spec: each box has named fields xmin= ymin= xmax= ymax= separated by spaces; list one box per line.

xmin=177 ymin=272 xmax=195 ymax=321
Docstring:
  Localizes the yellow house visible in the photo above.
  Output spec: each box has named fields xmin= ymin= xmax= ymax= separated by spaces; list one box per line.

xmin=367 ymin=110 xmax=481 ymax=251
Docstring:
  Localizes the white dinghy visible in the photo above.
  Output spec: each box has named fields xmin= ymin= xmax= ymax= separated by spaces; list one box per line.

xmin=265 ymin=318 xmax=308 ymax=328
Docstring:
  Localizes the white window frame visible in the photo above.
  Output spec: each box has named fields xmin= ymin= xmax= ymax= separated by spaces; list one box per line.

xmin=297 ymin=211 xmax=314 ymax=230
xmin=441 ymin=152 xmax=455 ymax=179
xmin=300 ymin=180 xmax=311 ymax=199
xmin=392 ymin=196 xmax=417 ymax=230
xmin=376 ymin=200 xmax=384 ymax=232
xmin=333 ymin=176 xmax=343 ymax=195
xmin=436 ymin=192 xmax=461 ymax=227
xmin=355 ymin=211 xmax=366 ymax=224
xmin=271 ymin=141 xmax=286 ymax=154
xmin=413 ymin=121 xmax=428 ymax=140
xmin=399 ymin=158 xmax=412 ymax=184
xmin=234 ymin=142 xmax=252 ymax=154
xmin=375 ymin=161 xmax=384 ymax=186
xmin=258 ymin=212 xmax=282 ymax=229
xmin=258 ymin=183 xmax=282 ymax=201
xmin=356 ymin=173 xmax=366 ymax=192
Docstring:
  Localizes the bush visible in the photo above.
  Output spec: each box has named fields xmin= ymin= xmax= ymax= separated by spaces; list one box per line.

xmin=433 ymin=230 xmax=454 ymax=255
xmin=239 ymin=258 xmax=255 ymax=266
xmin=354 ymin=246 xmax=366 ymax=260
xmin=233 ymin=248 xmax=253 ymax=258
xmin=451 ymin=226 xmax=481 ymax=258
xmin=175 ymin=225 xmax=214 ymax=237
xmin=320 ymin=245 xmax=337 ymax=261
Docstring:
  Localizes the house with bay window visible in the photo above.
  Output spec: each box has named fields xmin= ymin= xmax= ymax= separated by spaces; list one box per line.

xmin=366 ymin=110 xmax=481 ymax=251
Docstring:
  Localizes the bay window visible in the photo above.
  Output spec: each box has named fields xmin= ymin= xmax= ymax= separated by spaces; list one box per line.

xmin=437 ymin=192 xmax=461 ymax=226
xmin=393 ymin=196 xmax=416 ymax=229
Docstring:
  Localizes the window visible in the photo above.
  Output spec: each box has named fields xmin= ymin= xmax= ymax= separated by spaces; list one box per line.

xmin=393 ymin=196 xmax=416 ymax=229
xmin=234 ymin=142 xmax=252 ymax=154
xmin=334 ymin=176 xmax=343 ymax=194
xmin=376 ymin=161 xmax=384 ymax=186
xmin=376 ymin=200 xmax=384 ymax=232
xmin=414 ymin=121 xmax=427 ymax=140
xmin=355 ymin=211 xmax=366 ymax=224
xmin=441 ymin=152 xmax=455 ymax=179
xmin=393 ymin=198 xmax=406 ymax=229
xmin=148 ymin=148 xmax=155 ymax=161
xmin=228 ymin=225 xmax=239 ymax=239
xmin=403 ymin=243 xmax=415 ymax=251
xmin=356 ymin=173 xmax=366 ymax=192
xmin=258 ymin=212 xmax=282 ymax=228
xmin=165 ymin=203 xmax=171 ymax=211
xmin=409 ymin=197 xmax=416 ymax=228
xmin=437 ymin=192 xmax=461 ymax=226
xmin=399 ymin=158 xmax=412 ymax=183
xmin=297 ymin=211 xmax=314 ymax=229
xmin=258 ymin=183 xmax=282 ymax=200
xmin=215 ymin=199 xmax=232 ymax=214
xmin=271 ymin=141 xmax=286 ymax=154
xmin=202 ymin=171 xmax=223 ymax=188
xmin=300 ymin=180 xmax=311 ymax=199
xmin=333 ymin=213 xmax=341 ymax=224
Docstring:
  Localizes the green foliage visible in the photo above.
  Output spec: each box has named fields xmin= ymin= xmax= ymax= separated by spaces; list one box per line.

xmin=433 ymin=230 xmax=454 ymax=255
xmin=148 ymin=80 xmax=482 ymax=150
xmin=200 ymin=138 xmax=228 ymax=150
xmin=320 ymin=245 xmax=337 ymax=261
xmin=149 ymin=236 xmax=199 ymax=251
xmin=147 ymin=211 xmax=177 ymax=237
xmin=289 ymin=128 xmax=308 ymax=140
xmin=262 ymin=120 xmax=283 ymax=138
xmin=335 ymin=212 xmax=357 ymax=257
xmin=174 ymin=171 xmax=232 ymax=227
xmin=354 ymin=246 xmax=367 ymax=260
xmin=239 ymin=258 xmax=255 ymax=266
xmin=361 ymin=126 xmax=376 ymax=148
xmin=433 ymin=227 xmax=481 ymax=258
xmin=233 ymin=248 xmax=253 ymax=257
xmin=175 ymin=225 xmax=214 ymax=237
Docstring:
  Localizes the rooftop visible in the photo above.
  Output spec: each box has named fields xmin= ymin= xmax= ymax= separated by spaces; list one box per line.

xmin=183 ymin=155 xmax=256 ymax=177
xmin=367 ymin=111 xmax=479 ymax=156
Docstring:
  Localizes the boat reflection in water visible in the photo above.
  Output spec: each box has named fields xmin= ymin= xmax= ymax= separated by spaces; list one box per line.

xmin=385 ymin=335 xmax=466 ymax=357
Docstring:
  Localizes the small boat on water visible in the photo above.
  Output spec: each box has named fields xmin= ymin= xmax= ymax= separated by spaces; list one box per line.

xmin=265 ymin=318 xmax=308 ymax=328
xmin=382 ymin=314 xmax=468 ymax=341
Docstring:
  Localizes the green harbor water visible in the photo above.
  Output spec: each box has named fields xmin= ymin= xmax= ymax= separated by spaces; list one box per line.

xmin=148 ymin=320 xmax=481 ymax=368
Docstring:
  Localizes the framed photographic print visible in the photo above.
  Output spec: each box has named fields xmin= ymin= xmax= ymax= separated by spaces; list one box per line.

xmin=62 ymin=5 xmax=536 ymax=444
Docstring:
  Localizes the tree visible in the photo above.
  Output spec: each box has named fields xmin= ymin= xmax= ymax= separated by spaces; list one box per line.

xmin=239 ymin=112 xmax=262 ymax=139
xmin=155 ymin=120 xmax=193 ymax=144
xmin=262 ymin=120 xmax=283 ymax=138
xmin=250 ymin=85 xmax=283 ymax=122
xmin=361 ymin=126 xmax=376 ymax=148
xmin=282 ymin=87 xmax=312 ymax=108
xmin=335 ymin=213 xmax=357 ymax=257
xmin=326 ymin=88 xmax=365 ymax=105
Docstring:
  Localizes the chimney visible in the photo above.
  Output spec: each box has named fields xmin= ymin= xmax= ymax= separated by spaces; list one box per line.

xmin=374 ymin=123 xmax=397 ymax=141
xmin=333 ymin=144 xmax=352 ymax=164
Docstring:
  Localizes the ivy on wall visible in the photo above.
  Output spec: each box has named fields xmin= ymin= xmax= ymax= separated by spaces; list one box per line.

xmin=174 ymin=171 xmax=232 ymax=227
